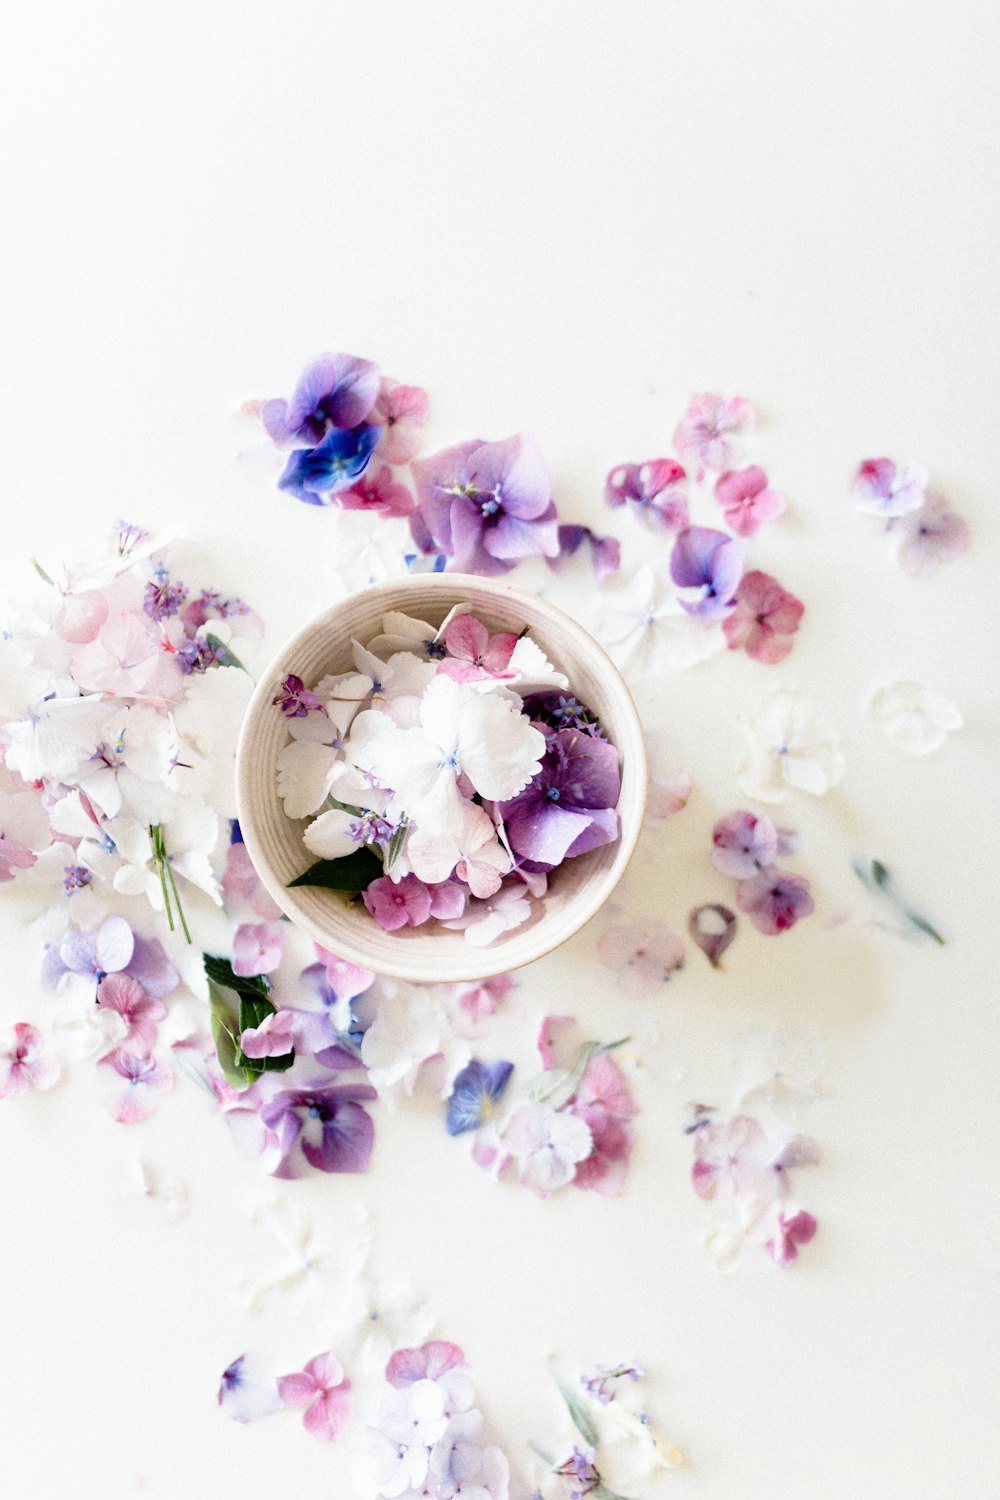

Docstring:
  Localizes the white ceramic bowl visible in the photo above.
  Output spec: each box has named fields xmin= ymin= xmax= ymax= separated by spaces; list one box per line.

xmin=236 ymin=574 xmax=646 ymax=982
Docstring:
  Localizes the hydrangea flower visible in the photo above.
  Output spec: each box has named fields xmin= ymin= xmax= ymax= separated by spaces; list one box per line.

xmin=594 ymin=564 xmax=726 ymax=677
xmin=277 ymin=1351 xmax=352 ymax=1440
xmin=363 ymin=874 xmax=435 ymax=931
xmin=711 ymin=811 xmax=779 ymax=878
xmin=504 ymin=1101 xmax=592 ymax=1195
xmin=372 ymin=379 xmax=429 ymax=466
xmin=232 ymin=922 xmax=286 ymax=977
xmin=604 ymin=459 xmax=689 ymax=531
xmin=496 ymin=727 xmax=620 ymax=869
xmin=567 ymin=1053 xmax=637 ymax=1197
xmin=98 ymin=1048 xmax=173 ymax=1123
xmin=446 ymin=1059 xmax=514 ymax=1135
xmin=340 ymin=464 xmax=415 ymax=519
xmin=217 ymin=1352 xmax=281 ymax=1424
xmin=273 ymin=674 xmax=323 ymax=718
xmin=454 ymin=974 xmax=516 ymax=1022
xmin=714 ymin=466 xmax=786 ymax=537
xmin=261 ymin=354 xmax=380 ymax=446
xmin=670 ymin=526 xmax=745 ymax=620
xmin=868 ymin=680 xmax=963 ymax=755
xmin=436 ymin=613 xmax=519 ymax=684
xmin=96 ymin=974 xmax=166 ymax=1052
xmin=722 ymin=569 xmax=804 ymax=665
xmin=896 ymin=493 xmax=970 ymax=575
xmin=440 ymin=880 xmax=536 ymax=947
xmin=48 ymin=916 xmax=179 ymax=998
xmin=690 ymin=1114 xmax=784 ymax=1201
xmin=735 ymin=868 xmax=814 ymax=935
xmin=258 ymin=1078 xmax=377 ymax=1178
xmin=672 ymin=393 xmax=755 ymax=472
xmin=277 ymin=423 xmax=381 ymax=505
xmin=596 ymin=922 xmax=685 ymax=997
xmin=411 ymin=434 xmax=560 ymax=575
xmin=736 ymin=688 xmax=844 ymax=802
xmin=0 ymin=1023 xmax=60 ymax=1099
xmin=766 ymin=1209 xmax=818 ymax=1267
xmin=548 ymin=525 xmax=621 ymax=583
xmin=853 ymin=456 xmax=927 ymax=517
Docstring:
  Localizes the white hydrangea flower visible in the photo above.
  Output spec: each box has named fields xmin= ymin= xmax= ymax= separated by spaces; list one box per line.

xmin=736 ymin=687 xmax=844 ymax=802
xmin=868 ymin=680 xmax=963 ymax=755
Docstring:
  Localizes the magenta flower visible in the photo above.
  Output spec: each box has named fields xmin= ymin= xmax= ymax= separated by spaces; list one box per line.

xmin=714 ymin=466 xmax=786 ymax=538
xmin=363 ymin=873 xmax=434 ymax=931
xmin=278 ymin=1352 xmax=352 ymax=1440
xmin=605 ymin=459 xmax=689 ymax=532
xmin=239 ymin=1008 xmax=297 ymax=1059
xmin=261 ymin=354 xmax=380 ymax=447
xmin=436 ymin=613 xmax=519 ymax=684
xmin=722 ymin=569 xmax=804 ymax=664
xmin=497 ymin=727 xmax=621 ymax=869
xmin=896 ymin=493 xmax=971 ymax=576
xmin=232 ymin=922 xmax=285 ymax=977
xmin=548 ymin=524 xmax=621 ymax=582
xmin=853 ymin=456 xmax=926 ymax=518
xmin=0 ymin=1022 xmax=60 ymax=1099
xmin=258 ymin=1079 xmax=377 ymax=1177
xmin=670 ymin=526 xmax=745 ymax=619
xmin=767 ymin=1209 xmax=818 ymax=1267
xmin=596 ymin=922 xmax=685 ymax=997
xmin=98 ymin=1049 xmax=173 ymax=1123
xmin=339 ymin=464 xmax=415 ymax=519
xmin=273 ymin=673 xmax=323 ymax=718
xmin=711 ymin=811 xmax=779 ymax=879
xmin=673 ymin=393 xmax=755 ymax=472
xmin=372 ymin=379 xmax=429 ymax=466
xmin=411 ymin=433 xmax=559 ymax=576
xmin=736 ymin=867 xmax=814 ymax=935
xmin=96 ymin=974 xmax=166 ymax=1052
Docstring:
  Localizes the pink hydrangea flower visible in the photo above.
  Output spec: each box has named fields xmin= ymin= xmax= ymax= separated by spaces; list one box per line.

xmin=0 ymin=1022 xmax=60 ymax=1099
xmin=313 ymin=945 xmax=375 ymax=1001
xmin=691 ymin=1114 xmax=783 ymax=1201
xmin=98 ymin=1048 xmax=173 ymax=1123
xmin=767 ymin=1209 xmax=818 ymax=1267
xmin=277 ymin=1352 xmax=352 ymax=1440
xmin=52 ymin=588 xmax=109 ymax=644
xmin=386 ymin=1341 xmax=466 ymax=1389
xmin=232 ymin=922 xmax=285 ymax=977
xmin=714 ymin=466 xmax=786 ymax=538
xmin=567 ymin=1054 xmax=638 ymax=1197
xmin=604 ymin=459 xmax=689 ymax=531
xmin=372 ymin=379 xmax=429 ymax=466
xmin=238 ymin=1008 xmax=296 ymax=1059
xmin=221 ymin=842 xmax=283 ymax=920
xmin=455 ymin=973 xmax=516 ymax=1022
xmin=722 ymin=569 xmax=804 ymax=665
xmin=363 ymin=873 xmax=434 ymax=931
xmin=853 ymin=457 xmax=927 ymax=518
xmin=72 ymin=611 xmax=182 ymax=700
xmin=711 ymin=810 xmax=779 ymax=879
xmin=339 ymin=464 xmax=415 ymax=518
xmin=896 ymin=493 xmax=971 ymax=575
xmin=436 ymin=613 xmax=519 ymax=684
xmin=596 ymin=922 xmax=685 ymax=997
xmin=673 ymin=393 xmax=755 ymax=472
xmin=96 ymin=973 xmax=166 ymax=1053
xmin=736 ymin=868 xmax=814 ymax=935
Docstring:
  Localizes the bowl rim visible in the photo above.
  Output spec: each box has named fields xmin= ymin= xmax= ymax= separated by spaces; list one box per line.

xmin=235 ymin=572 xmax=648 ymax=981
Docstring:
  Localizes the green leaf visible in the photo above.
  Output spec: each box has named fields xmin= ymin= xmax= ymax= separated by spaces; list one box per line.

xmin=30 ymin=556 xmax=55 ymax=586
xmin=203 ymin=953 xmax=294 ymax=1084
xmin=527 ymin=1037 xmax=630 ymax=1112
xmin=325 ymin=795 xmax=365 ymax=816
xmin=904 ymin=908 xmax=946 ymax=946
xmin=851 ymin=859 xmax=945 ymax=946
xmin=287 ymin=847 xmax=384 ymax=894
xmin=386 ymin=815 xmax=409 ymax=873
xmin=553 ymin=1369 xmax=599 ymax=1448
xmin=204 ymin=632 xmax=247 ymax=673
xmin=528 ymin=1442 xmax=556 ymax=1467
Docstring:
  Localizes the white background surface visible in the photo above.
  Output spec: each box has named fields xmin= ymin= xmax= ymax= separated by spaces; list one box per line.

xmin=1 ymin=3 xmax=998 ymax=1497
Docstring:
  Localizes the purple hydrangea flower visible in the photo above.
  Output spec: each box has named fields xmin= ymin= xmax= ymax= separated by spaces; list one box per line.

xmin=736 ymin=868 xmax=814 ymax=935
xmin=446 ymin=1058 xmax=514 ymax=1135
xmin=711 ymin=811 xmax=779 ymax=879
xmin=46 ymin=915 xmax=179 ymax=997
xmin=411 ymin=434 xmax=560 ymax=576
xmin=143 ymin=564 xmax=188 ymax=621
xmin=605 ymin=458 xmax=689 ymax=531
xmin=261 ymin=354 xmax=380 ymax=446
xmin=277 ymin=423 xmax=381 ymax=505
xmin=670 ymin=525 xmax=746 ymax=619
xmin=497 ymin=726 xmax=621 ymax=869
xmin=258 ymin=1080 xmax=378 ymax=1178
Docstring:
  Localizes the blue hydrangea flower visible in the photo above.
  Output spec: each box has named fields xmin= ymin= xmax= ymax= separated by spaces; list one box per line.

xmin=277 ymin=423 xmax=380 ymax=505
xmin=446 ymin=1058 xmax=514 ymax=1136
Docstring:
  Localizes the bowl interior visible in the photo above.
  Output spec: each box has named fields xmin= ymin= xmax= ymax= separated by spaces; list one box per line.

xmin=236 ymin=574 xmax=647 ymax=982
